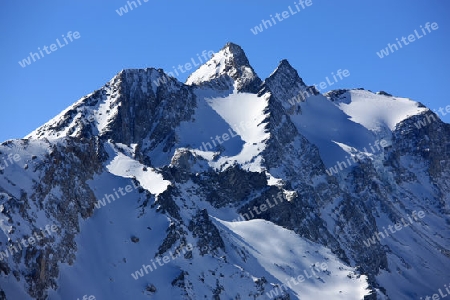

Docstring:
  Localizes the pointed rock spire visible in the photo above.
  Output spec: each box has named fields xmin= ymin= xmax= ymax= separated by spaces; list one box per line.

xmin=266 ymin=59 xmax=308 ymax=89
xmin=264 ymin=59 xmax=319 ymax=104
xmin=186 ymin=42 xmax=262 ymax=93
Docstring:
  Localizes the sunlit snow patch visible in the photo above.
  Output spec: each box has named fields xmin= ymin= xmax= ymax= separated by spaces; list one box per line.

xmin=216 ymin=218 xmax=370 ymax=300
xmin=204 ymin=92 xmax=270 ymax=172
xmin=106 ymin=143 xmax=171 ymax=195
xmin=337 ymin=90 xmax=427 ymax=132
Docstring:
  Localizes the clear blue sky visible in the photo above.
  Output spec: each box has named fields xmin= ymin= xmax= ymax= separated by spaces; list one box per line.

xmin=1 ymin=0 xmax=449 ymax=142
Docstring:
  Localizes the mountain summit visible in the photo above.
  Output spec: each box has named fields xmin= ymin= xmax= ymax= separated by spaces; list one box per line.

xmin=186 ymin=42 xmax=262 ymax=92
xmin=1 ymin=43 xmax=449 ymax=300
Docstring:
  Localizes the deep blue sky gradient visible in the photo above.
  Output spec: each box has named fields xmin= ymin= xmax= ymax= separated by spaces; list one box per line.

xmin=1 ymin=0 xmax=449 ymax=142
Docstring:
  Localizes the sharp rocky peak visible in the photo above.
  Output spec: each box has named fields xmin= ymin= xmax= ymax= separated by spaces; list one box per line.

xmin=221 ymin=42 xmax=250 ymax=66
xmin=264 ymin=59 xmax=318 ymax=103
xmin=185 ymin=42 xmax=262 ymax=93
xmin=274 ymin=59 xmax=301 ymax=78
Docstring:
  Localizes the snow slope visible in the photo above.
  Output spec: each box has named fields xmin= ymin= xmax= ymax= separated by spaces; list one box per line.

xmin=215 ymin=219 xmax=370 ymax=300
xmin=105 ymin=142 xmax=171 ymax=195
xmin=333 ymin=89 xmax=427 ymax=134
xmin=204 ymin=91 xmax=270 ymax=172
xmin=284 ymin=89 xmax=427 ymax=169
xmin=287 ymin=93 xmax=377 ymax=168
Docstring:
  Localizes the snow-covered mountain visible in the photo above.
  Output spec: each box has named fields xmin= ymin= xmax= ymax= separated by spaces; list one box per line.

xmin=1 ymin=43 xmax=449 ymax=300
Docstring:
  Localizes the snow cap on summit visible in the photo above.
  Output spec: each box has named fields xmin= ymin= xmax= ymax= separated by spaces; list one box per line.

xmin=185 ymin=42 xmax=262 ymax=93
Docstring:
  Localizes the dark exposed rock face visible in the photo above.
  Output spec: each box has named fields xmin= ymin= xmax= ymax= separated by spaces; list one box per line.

xmin=188 ymin=209 xmax=225 ymax=256
xmin=0 ymin=137 xmax=106 ymax=299
xmin=103 ymin=70 xmax=196 ymax=158
xmin=391 ymin=112 xmax=450 ymax=212
xmin=201 ymin=166 xmax=268 ymax=208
